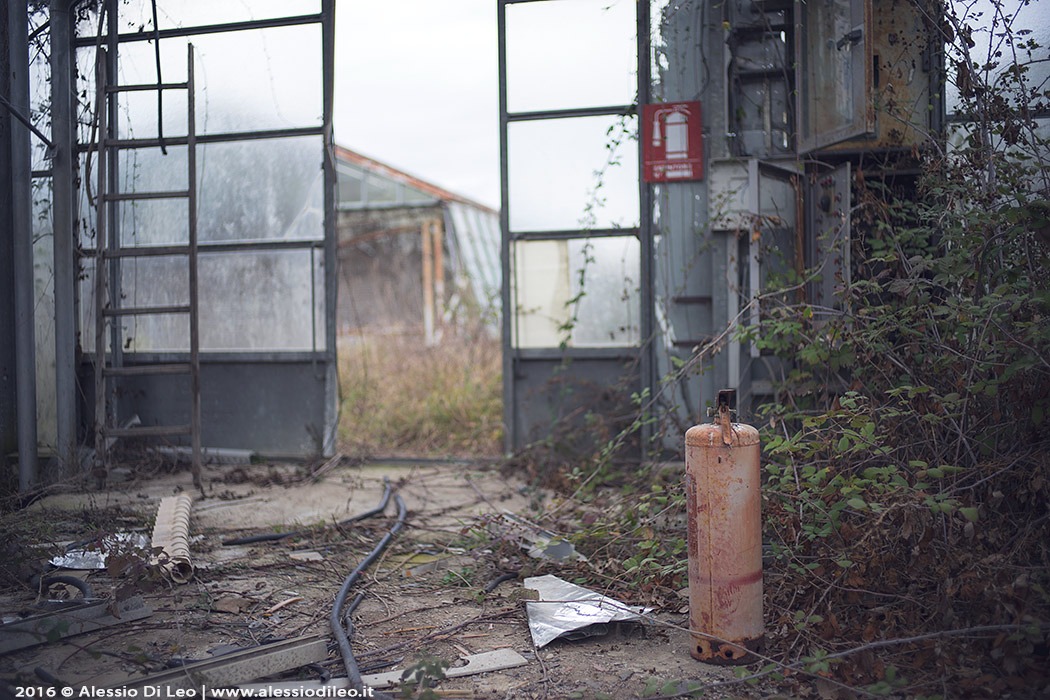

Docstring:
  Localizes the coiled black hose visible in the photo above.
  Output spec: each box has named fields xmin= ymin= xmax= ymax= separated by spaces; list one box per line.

xmin=40 ymin=575 xmax=93 ymax=599
xmin=222 ymin=478 xmax=393 ymax=546
xmin=329 ymin=493 xmax=406 ymax=699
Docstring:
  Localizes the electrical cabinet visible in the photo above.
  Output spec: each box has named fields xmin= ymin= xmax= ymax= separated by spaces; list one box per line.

xmin=796 ymin=0 xmax=938 ymax=152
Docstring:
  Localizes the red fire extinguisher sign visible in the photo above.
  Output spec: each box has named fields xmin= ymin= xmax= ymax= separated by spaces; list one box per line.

xmin=642 ymin=101 xmax=703 ymax=183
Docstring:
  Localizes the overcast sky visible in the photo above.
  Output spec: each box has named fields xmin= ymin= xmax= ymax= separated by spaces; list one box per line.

xmin=333 ymin=0 xmax=501 ymax=209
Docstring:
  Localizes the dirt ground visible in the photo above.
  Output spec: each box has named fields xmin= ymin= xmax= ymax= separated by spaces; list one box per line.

xmin=0 ymin=460 xmax=751 ymax=699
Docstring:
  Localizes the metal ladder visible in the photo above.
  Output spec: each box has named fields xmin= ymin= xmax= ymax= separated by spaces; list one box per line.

xmin=92 ymin=44 xmax=201 ymax=490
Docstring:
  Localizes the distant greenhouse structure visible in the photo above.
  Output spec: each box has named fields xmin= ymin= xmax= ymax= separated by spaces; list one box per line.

xmin=334 ymin=146 xmax=501 ymax=341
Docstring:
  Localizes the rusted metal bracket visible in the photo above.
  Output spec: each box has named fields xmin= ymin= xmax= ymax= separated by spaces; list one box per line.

xmin=0 ymin=596 xmax=151 ymax=655
xmin=707 ymin=389 xmax=738 ymax=445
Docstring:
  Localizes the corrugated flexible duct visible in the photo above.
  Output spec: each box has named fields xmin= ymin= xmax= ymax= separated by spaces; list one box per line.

xmin=151 ymin=493 xmax=194 ymax=583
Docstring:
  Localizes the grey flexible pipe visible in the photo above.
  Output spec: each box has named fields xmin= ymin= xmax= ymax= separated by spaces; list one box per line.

xmin=329 ymin=493 xmax=406 ymax=699
xmin=222 ymin=478 xmax=392 ymax=546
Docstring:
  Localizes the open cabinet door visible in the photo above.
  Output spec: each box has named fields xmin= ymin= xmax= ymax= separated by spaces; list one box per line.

xmin=796 ymin=0 xmax=873 ymax=152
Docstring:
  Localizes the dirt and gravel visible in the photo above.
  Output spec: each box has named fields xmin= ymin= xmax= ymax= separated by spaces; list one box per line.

xmin=0 ymin=460 xmax=747 ymax=699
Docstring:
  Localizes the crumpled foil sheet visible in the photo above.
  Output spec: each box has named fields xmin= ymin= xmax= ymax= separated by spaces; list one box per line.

xmin=523 ymin=574 xmax=651 ymax=648
xmin=49 ymin=532 xmax=149 ymax=569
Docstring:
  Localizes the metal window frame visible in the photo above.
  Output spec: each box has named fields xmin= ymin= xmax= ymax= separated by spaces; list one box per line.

xmin=52 ymin=0 xmax=339 ymax=462
xmin=498 ymin=0 xmax=653 ymax=453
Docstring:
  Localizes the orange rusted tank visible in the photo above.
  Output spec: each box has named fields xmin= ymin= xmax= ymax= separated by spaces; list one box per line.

xmin=684 ymin=389 xmax=763 ymax=664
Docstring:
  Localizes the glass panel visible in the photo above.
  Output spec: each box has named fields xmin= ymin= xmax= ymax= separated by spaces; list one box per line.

xmin=198 ymin=249 xmax=324 ymax=351
xmin=119 ymin=146 xmax=190 ymax=192
xmin=119 ymin=199 xmax=189 ymax=247
xmin=364 ymin=173 xmax=399 ymax=205
xmin=115 ymin=89 xmax=189 ymax=141
xmin=197 ymin=136 xmax=323 ymax=242
xmin=514 ymin=236 xmax=639 ymax=348
xmin=509 ymin=115 xmax=639 ymax=231
xmin=88 ymin=250 xmax=323 ymax=352
xmin=506 ymin=0 xmax=637 ymax=113
xmin=79 ymin=0 xmax=322 ymax=36
xmin=338 ymin=165 xmax=364 ymax=206
xmin=401 ymin=185 xmax=434 ymax=204
xmin=107 ymin=25 xmax=322 ymax=134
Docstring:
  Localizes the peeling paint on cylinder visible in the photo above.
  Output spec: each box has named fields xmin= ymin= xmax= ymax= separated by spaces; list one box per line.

xmin=685 ymin=418 xmax=763 ymax=664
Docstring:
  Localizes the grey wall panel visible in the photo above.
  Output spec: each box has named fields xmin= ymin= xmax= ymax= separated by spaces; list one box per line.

xmin=80 ymin=358 xmax=328 ymax=457
xmin=513 ymin=356 xmax=640 ymax=458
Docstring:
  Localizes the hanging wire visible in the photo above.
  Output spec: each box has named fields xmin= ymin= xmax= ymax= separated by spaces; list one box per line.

xmin=151 ymin=0 xmax=167 ymax=155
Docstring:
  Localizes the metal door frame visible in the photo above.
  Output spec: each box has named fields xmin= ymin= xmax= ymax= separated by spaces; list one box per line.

xmin=497 ymin=0 xmax=653 ymax=453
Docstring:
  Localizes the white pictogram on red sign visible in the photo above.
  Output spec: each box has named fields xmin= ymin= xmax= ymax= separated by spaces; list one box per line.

xmin=643 ymin=101 xmax=703 ymax=183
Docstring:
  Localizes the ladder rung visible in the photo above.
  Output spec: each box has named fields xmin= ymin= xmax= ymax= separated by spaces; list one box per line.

xmin=103 ymin=305 xmax=191 ymax=317
xmin=104 ymin=424 xmax=192 ymax=439
xmin=105 ymin=190 xmax=190 ymax=202
xmin=102 ymin=245 xmax=191 ymax=259
xmin=103 ymin=363 xmax=193 ymax=377
xmin=106 ymin=82 xmax=189 ymax=93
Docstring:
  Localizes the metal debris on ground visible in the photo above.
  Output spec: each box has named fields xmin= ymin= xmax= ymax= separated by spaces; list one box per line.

xmin=495 ymin=513 xmax=585 ymax=562
xmin=0 ymin=595 xmax=151 ymax=655
xmin=238 ymin=648 xmax=529 ymax=693
xmin=48 ymin=532 xmax=150 ymax=570
xmin=523 ymin=574 xmax=651 ymax=648
xmin=114 ymin=636 xmax=327 ymax=691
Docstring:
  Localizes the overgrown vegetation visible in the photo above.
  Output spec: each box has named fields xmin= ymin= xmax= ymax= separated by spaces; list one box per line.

xmin=510 ymin=1 xmax=1050 ymax=697
xmin=336 ymin=327 xmax=502 ymax=458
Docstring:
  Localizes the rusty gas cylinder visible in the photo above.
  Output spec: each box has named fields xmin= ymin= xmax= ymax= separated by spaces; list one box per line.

xmin=684 ymin=389 xmax=763 ymax=664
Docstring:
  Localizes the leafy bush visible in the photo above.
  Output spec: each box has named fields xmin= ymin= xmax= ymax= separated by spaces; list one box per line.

xmin=744 ymin=1 xmax=1050 ymax=692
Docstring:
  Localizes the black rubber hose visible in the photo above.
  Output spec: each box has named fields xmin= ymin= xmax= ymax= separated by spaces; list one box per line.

xmin=40 ymin=575 xmax=93 ymax=599
xmin=484 ymin=572 xmax=518 ymax=594
xmin=33 ymin=667 xmax=65 ymax=687
xmin=330 ymin=493 xmax=406 ymax=699
xmin=222 ymin=478 xmax=392 ymax=546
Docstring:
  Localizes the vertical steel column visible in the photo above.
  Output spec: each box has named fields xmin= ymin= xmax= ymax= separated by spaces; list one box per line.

xmin=320 ymin=0 xmax=338 ymax=456
xmin=51 ymin=0 xmax=78 ymax=474
xmin=637 ymin=0 xmax=654 ymax=455
xmin=497 ymin=0 xmax=514 ymax=454
xmin=9 ymin=0 xmax=39 ymax=490
xmin=187 ymin=44 xmax=201 ymax=483
xmin=0 ymin=5 xmax=16 ymax=463
xmin=93 ymin=50 xmax=108 ymax=479
xmin=105 ymin=0 xmax=122 ymax=422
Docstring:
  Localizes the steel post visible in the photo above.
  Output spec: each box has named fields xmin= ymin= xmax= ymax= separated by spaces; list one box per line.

xmin=9 ymin=0 xmax=39 ymax=490
xmin=51 ymin=0 xmax=78 ymax=474
xmin=321 ymin=0 xmax=338 ymax=456
xmin=637 ymin=0 xmax=654 ymax=455
xmin=106 ymin=0 xmax=122 ymax=423
xmin=497 ymin=0 xmax=513 ymax=454
xmin=0 ymin=0 xmax=18 ymax=461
